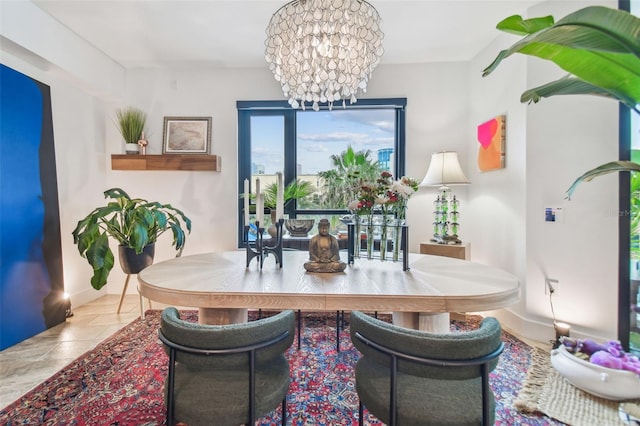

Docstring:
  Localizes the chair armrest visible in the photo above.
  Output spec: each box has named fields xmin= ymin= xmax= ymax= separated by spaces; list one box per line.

xmin=354 ymin=331 xmax=504 ymax=367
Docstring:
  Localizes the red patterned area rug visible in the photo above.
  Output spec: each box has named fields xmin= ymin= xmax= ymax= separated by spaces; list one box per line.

xmin=1 ymin=310 xmax=562 ymax=425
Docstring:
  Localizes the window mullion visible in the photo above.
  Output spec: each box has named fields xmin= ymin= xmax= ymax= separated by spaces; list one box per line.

xmin=284 ymin=110 xmax=297 ymax=218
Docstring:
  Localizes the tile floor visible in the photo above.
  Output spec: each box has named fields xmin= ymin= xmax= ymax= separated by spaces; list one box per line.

xmin=1 ymin=295 xmax=547 ymax=410
xmin=0 ymin=294 xmax=174 ymax=409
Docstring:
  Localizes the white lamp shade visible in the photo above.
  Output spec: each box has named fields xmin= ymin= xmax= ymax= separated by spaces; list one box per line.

xmin=420 ymin=151 xmax=470 ymax=186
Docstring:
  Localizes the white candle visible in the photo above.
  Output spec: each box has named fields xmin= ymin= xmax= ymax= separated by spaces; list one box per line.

xmin=257 ymin=194 xmax=264 ymax=225
xmin=243 ymin=178 xmax=249 ymax=226
xmin=276 ymin=172 xmax=284 ymax=221
xmin=255 ymin=178 xmax=262 ymax=225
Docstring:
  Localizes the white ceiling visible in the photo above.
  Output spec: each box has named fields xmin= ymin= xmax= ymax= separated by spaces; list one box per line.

xmin=32 ymin=0 xmax=540 ymax=69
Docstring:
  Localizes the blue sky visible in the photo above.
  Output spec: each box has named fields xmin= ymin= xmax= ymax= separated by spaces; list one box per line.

xmin=251 ymin=108 xmax=395 ymax=175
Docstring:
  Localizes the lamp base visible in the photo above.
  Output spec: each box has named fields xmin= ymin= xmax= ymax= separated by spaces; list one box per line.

xmin=430 ymin=234 xmax=462 ymax=245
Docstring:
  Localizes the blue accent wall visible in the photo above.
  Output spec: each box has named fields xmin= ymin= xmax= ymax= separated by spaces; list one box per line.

xmin=0 ymin=64 xmax=65 ymax=350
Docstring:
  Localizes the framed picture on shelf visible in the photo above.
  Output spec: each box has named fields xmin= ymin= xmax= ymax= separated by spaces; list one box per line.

xmin=162 ymin=116 xmax=212 ymax=154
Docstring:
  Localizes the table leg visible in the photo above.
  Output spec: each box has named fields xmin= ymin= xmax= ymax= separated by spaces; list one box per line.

xmin=198 ymin=308 xmax=248 ymax=325
xmin=392 ymin=312 xmax=418 ymax=329
xmin=392 ymin=312 xmax=450 ymax=333
xmin=419 ymin=312 xmax=450 ymax=333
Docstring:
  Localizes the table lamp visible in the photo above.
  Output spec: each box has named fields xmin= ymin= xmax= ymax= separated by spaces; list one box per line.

xmin=420 ymin=151 xmax=470 ymax=244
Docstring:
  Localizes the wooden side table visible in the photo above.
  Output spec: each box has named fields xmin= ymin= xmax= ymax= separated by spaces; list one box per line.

xmin=420 ymin=242 xmax=470 ymax=260
xmin=419 ymin=242 xmax=471 ymax=321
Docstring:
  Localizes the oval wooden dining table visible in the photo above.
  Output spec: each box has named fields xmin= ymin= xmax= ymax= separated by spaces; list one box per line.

xmin=137 ymin=250 xmax=520 ymax=333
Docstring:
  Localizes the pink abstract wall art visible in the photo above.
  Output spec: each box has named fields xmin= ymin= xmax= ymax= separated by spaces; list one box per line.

xmin=477 ymin=115 xmax=506 ymax=171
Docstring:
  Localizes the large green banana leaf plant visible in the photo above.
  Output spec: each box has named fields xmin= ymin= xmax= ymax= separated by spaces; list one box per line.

xmin=565 ymin=160 xmax=640 ymax=199
xmin=482 ymin=5 xmax=640 ymax=197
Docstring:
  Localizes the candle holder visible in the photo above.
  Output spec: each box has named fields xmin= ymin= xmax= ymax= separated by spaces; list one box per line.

xmin=245 ymin=223 xmax=264 ymax=268
xmin=245 ymin=219 xmax=284 ymax=269
xmin=263 ymin=219 xmax=284 ymax=268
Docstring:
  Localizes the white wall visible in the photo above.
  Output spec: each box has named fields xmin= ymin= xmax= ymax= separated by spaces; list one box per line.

xmin=361 ymin=62 xmax=472 ymax=248
xmin=467 ymin=34 xmax=529 ymax=313
xmin=110 ymin=62 xmax=470 ymax=296
xmin=524 ymin=0 xmax=618 ymax=342
xmin=463 ymin=37 xmax=527 ymax=292
xmin=1 ymin=0 xmax=623 ymax=344
xmin=0 ymin=1 xmax=124 ymax=100
xmin=468 ymin=0 xmax=619 ymax=343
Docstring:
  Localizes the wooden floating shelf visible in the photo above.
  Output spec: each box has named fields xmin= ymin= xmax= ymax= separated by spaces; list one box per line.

xmin=111 ymin=154 xmax=221 ymax=171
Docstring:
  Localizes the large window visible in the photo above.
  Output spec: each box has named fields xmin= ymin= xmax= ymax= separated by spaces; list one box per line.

xmin=237 ymin=99 xmax=407 ymax=246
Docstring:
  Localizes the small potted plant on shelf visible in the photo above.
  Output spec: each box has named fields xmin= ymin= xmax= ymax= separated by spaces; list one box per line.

xmin=72 ymin=188 xmax=191 ymax=290
xmin=115 ymin=107 xmax=146 ymax=154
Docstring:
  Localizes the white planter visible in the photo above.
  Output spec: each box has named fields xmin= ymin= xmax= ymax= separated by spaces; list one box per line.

xmin=551 ymin=345 xmax=640 ymax=400
xmin=125 ymin=143 xmax=139 ymax=154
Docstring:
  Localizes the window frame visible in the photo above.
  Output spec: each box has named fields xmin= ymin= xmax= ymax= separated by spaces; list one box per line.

xmin=237 ymin=98 xmax=407 ymax=247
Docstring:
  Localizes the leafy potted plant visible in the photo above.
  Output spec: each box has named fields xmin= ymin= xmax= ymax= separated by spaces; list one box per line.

xmin=115 ymin=107 xmax=146 ymax=154
xmin=263 ymin=178 xmax=315 ymax=212
xmin=261 ymin=179 xmax=315 ymax=237
xmin=72 ymin=188 xmax=191 ymax=290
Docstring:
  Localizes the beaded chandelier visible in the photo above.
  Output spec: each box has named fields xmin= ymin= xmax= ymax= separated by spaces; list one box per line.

xmin=265 ymin=0 xmax=384 ymax=111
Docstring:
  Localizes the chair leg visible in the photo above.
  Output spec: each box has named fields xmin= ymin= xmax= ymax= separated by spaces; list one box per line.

xmin=134 ymin=280 xmax=149 ymax=319
xmin=281 ymin=396 xmax=287 ymax=425
xmin=297 ymin=310 xmax=301 ymax=350
xmin=336 ymin=310 xmax=341 ymax=352
xmin=139 ymin=291 xmax=144 ymax=319
xmin=166 ymin=348 xmax=176 ymax=426
xmin=336 ymin=310 xmax=347 ymax=352
xmin=359 ymin=400 xmax=364 ymax=426
xmin=481 ymin=364 xmax=490 ymax=426
xmin=117 ymin=274 xmax=132 ymax=314
xmin=335 ymin=310 xmax=353 ymax=351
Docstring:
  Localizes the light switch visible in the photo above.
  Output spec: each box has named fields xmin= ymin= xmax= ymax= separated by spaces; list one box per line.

xmin=545 ymin=207 xmax=563 ymax=223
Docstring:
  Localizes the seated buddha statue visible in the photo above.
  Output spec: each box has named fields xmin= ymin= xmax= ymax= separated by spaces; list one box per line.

xmin=304 ymin=219 xmax=346 ymax=273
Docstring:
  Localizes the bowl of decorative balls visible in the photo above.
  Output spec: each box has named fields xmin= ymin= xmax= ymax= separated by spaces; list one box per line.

xmin=551 ymin=337 xmax=640 ymax=400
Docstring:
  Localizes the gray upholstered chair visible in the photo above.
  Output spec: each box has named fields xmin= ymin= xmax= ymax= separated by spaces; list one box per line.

xmin=159 ymin=308 xmax=295 ymax=426
xmin=350 ymin=310 xmax=504 ymax=426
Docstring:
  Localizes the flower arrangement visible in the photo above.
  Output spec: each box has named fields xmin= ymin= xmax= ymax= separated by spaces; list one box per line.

xmin=347 ymin=171 xmax=419 ymax=222
xmin=388 ymin=175 xmax=420 ymax=220
xmin=346 ymin=171 xmax=419 ymax=261
xmin=561 ymin=337 xmax=640 ymax=376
